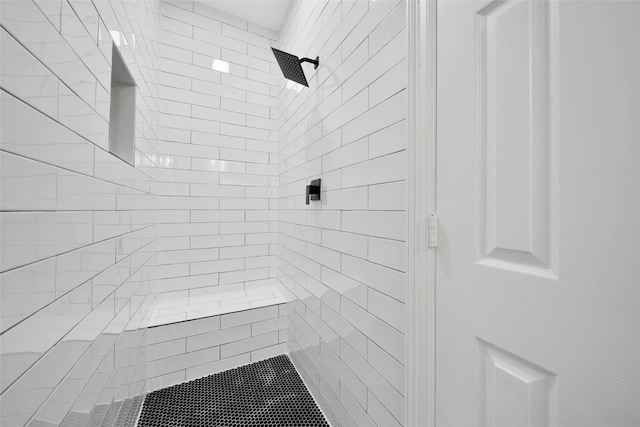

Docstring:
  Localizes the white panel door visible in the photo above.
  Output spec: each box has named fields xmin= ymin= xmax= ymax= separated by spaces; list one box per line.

xmin=435 ymin=1 xmax=640 ymax=426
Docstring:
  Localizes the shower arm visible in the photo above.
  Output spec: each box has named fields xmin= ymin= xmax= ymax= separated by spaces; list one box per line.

xmin=299 ymin=56 xmax=320 ymax=70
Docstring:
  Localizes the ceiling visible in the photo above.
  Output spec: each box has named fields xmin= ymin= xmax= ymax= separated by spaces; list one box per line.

xmin=198 ymin=1 xmax=293 ymax=32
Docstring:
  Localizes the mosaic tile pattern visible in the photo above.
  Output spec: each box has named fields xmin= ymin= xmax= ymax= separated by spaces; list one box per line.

xmin=138 ymin=355 xmax=329 ymax=426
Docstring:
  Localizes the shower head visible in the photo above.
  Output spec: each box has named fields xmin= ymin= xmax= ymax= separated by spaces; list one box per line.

xmin=271 ymin=48 xmax=319 ymax=87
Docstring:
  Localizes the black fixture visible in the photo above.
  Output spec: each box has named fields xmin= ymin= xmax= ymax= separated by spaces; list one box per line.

xmin=306 ymin=179 xmax=321 ymax=205
xmin=271 ymin=48 xmax=319 ymax=87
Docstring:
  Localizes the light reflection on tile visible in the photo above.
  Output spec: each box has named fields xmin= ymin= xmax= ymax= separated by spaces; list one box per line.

xmin=148 ymin=283 xmax=289 ymax=327
xmin=0 ymin=293 xmax=114 ymax=427
xmin=0 ymin=281 xmax=91 ymax=393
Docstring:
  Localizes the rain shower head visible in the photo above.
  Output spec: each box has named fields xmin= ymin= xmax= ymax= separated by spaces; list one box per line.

xmin=271 ymin=48 xmax=319 ymax=87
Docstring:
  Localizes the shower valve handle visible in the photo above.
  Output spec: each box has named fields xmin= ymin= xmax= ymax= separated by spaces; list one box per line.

xmin=306 ymin=179 xmax=321 ymax=205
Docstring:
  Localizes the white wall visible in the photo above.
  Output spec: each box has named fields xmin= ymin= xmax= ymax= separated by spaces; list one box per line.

xmin=0 ymin=1 xmax=162 ymax=425
xmin=154 ymin=0 xmax=284 ymax=301
xmin=1 ymin=0 xmax=409 ymax=425
xmin=276 ymin=0 xmax=408 ymax=425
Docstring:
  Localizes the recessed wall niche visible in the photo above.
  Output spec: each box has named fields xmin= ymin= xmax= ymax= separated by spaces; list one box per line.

xmin=109 ymin=42 xmax=136 ymax=165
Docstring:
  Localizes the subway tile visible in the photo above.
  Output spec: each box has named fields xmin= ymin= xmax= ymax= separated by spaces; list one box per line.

xmin=147 ymin=316 xmax=221 ymax=345
xmin=0 ymin=305 xmax=114 ymax=427
xmin=0 ymin=151 xmax=57 ymax=211
xmin=162 ymin=86 xmax=221 ymax=109
xmin=147 ymin=338 xmax=186 ymax=362
xmin=322 ymin=187 xmax=368 ymax=211
xmin=220 ymin=331 xmax=278 ymax=359
xmin=186 ymin=353 xmax=251 ymax=382
xmin=323 ymin=89 xmax=368 ymax=134
xmin=0 ymin=281 xmax=92 ymax=393
xmin=342 ymin=28 xmax=406 ymax=102
xmin=368 ymin=288 xmax=405 ymax=332
xmin=367 ymin=339 xmax=405 ymax=394
xmin=251 ymin=316 xmax=288 ymax=337
xmin=147 ymin=345 xmax=220 ymax=378
xmin=367 ymin=390 xmax=402 ymax=427
xmin=61 ymin=1 xmax=110 ymax=90
xmin=162 ymin=2 xmax=221 ymax=33
xmin=322 ymin=137 xmax=368 ymax=173
xmin=341 ymin=297 xmax=405 ymax=364
xmin=339 ymin=382 xmax=374 ymax=427
xmin=58 ymin=84 xmax=109 ymax=150
xmin=0 ymin=28 xmax=59 ymax=119
xmin=0 ymin=212 xmax=93 ymax=272
xmin=219 ymin=244 xmax=269 ymax=260
xmin=321 ymin=229 xmax=368 ymax=259
xmin=56 ymin=239 xmax=115 ymax=297
xmin=219 ymin=267 xmax=269 ymax=285
xmin=368 ymin=119 xmax=407 ymax=159
xmin=191 ymin=234 xmax=245 ymax=249
xmin=190 ymin=258 xmax=243 ymax=276
xmin=341 ymin=0 xmax=400 ymax=60
xmin=369 ymin=57 xmax=407 ymax=108
xmin=321 ymin=266 xmax=367 ymax=309
xmin=0 ymin=90 xmax=94 ymax=176
xmin=187 ymin=325 xmax=251 ymax=352
xmin=156 ymin=273 xmax=219 ymax=294
xmin=33 ymin=0 xmax=62 ymax=31
xmin=340 ymin=337 xmax=404 ymax=423
xmin=368 ymin=236 xmax=406 ymax=271
xmin=341 ymin=254 xmax=405 ymax=303
xmin=368 ymin=181 xmax=406 ymax=211
xmin=145 ymin=370 xmax=186 ymax=394
xmin=220 ymin=305 xmax=279 ymax=329
xmin=369 ymin=2 xmax=406 ymax=57
xmin=0 ymin=258 xmax=56 ymax=334
xmin=342 ymin=210 xmax=406 ymax=241
xmin=0 ymin=2 xmax=97 ymax=107
xmin=250 ymin=342 xmax=287 ymax=362
xmin=342 ymin=150 xmax=407 ymax=188
xmin=319 ymin=340 xmax=367 ymax=408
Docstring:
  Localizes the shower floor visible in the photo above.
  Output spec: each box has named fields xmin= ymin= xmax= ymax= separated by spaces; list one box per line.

xmin=137 ymin=355 xmax=329 ymax=426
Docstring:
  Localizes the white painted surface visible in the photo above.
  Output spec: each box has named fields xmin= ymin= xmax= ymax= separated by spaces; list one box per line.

xmin=197 ymin=0 xmax=291 ymax=32
xmin=0 ymin=1 xmax=162 ymax=425
xmin=155 ymin=0 xmax=281 ymax=301
xmin=436 ymin=1 xmax=640 ymax=426
xmin=277 ymin=0 xmax=408 ymax=425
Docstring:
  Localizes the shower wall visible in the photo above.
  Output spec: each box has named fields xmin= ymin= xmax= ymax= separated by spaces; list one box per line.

xmin=0 ymin=1 xmax=162 ymax=425
xmin=276 ymin=0 xmax=408 ymax=425
xmin=154 ymin=0 xmax=283 ymax=301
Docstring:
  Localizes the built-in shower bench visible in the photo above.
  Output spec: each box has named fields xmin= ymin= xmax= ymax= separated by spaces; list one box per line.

xmin=145 ymin=281 xmax=289 ymax=392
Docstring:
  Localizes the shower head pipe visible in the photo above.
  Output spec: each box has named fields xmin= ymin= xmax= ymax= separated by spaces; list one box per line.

xmin=299 ymin=56 xmax=320 ymax=69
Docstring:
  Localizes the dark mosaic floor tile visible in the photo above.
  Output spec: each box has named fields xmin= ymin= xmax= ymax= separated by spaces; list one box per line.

xmin=138 ymin=355 xmax=329 ymax=427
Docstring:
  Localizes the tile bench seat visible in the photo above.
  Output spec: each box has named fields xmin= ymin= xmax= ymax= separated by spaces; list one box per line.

xmin=144 ymin=283 xmax=290 ymax=392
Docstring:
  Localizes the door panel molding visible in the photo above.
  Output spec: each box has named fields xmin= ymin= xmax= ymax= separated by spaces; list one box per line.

xmin=476 ymin=0 xmax=558 ymax=278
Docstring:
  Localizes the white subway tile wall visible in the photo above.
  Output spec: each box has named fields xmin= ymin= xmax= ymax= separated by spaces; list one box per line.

xmin=145 ymin=303 xmax=288 ymax=392
xmin=0 ymin=1 xmax=162 ymax=425
xmin=0 ymin=0 xmax=409 ymax=425
xmin=155 ymin=0 xmax=283 ymax=305
xmin=276 ymin=0 xmax=408 ymax=425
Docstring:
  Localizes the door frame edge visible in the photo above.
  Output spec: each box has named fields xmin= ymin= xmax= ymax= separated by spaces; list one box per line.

xmin=407 ymin=0 xmax=437 ymax=425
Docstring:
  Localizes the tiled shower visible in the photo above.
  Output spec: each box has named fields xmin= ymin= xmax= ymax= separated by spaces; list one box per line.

xmin=0 ymin=0 xmax=407 ymax=425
